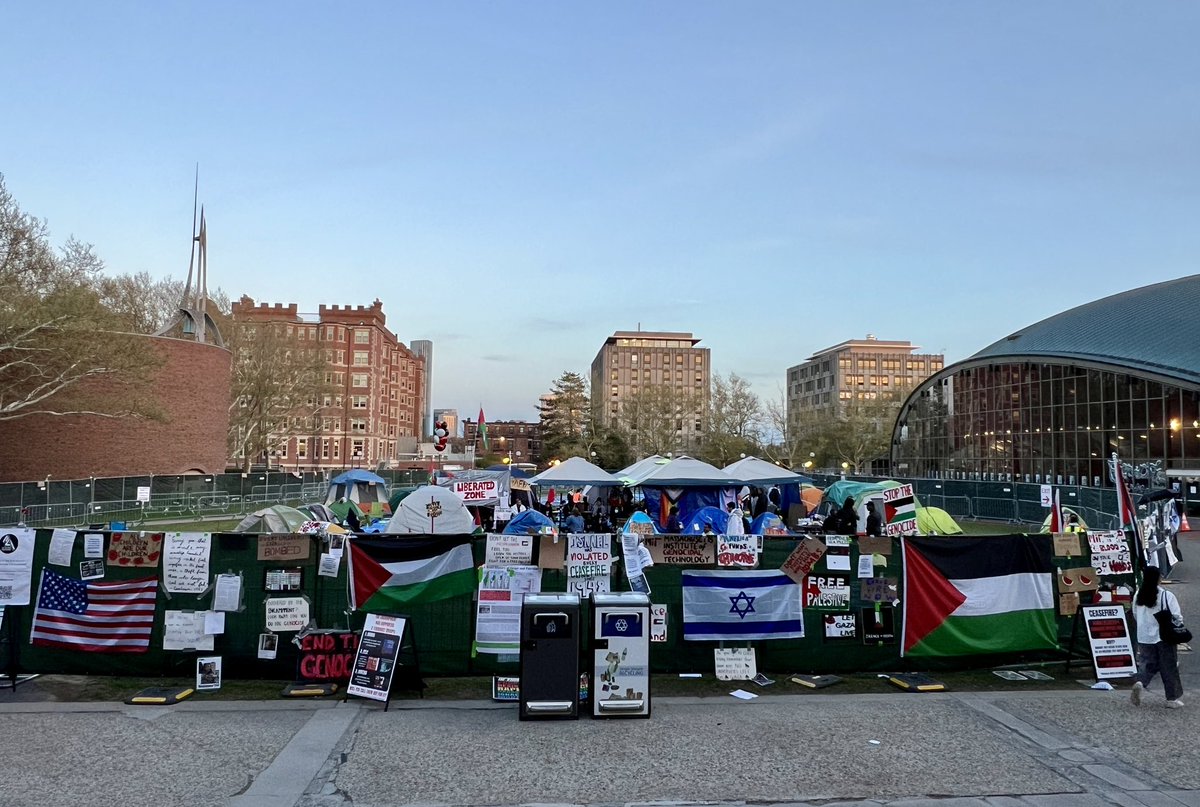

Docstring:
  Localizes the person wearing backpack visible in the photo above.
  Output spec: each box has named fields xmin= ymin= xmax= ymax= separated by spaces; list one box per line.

xmin=1130 ymin=565 xmax=1186 ymax=709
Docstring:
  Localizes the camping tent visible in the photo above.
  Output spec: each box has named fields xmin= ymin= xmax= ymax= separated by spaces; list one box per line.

xmin=620 ymin=511 xmax=660 ymax=534
xmin=530 ymin=456 xmax=622 ymax=487
xmin=681 ymin=506 xmax=730 ymax=535
xmin=384 ymin=485 xmax=478 ymax=534
xmin=328 ymin=498 xmax=367 ymax=526
xmin=634 ymin=455 xmax=739 ymax=531
xmin=388 ymin=486 xmax=419 ymax=512
xmin=233 ymin=505 xmax=310 ymax=534
xmin=819 ymin=480 xmax=963 ymax=536
xmin=503 ymin=509 xmax=557 ymax=536
xmin=723 ymin=456 xmax=812 ymax=523
xmin=750 ymin=512 xmax=790 ymax=535
xmin=325 ymin=470 xmax=390 ymax=518
xmin=300 ymin=503 xmax=337 ymax=522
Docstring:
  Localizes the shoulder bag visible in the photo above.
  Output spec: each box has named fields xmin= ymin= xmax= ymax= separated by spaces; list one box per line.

xmin=1155 ymin=591 xmax=1193 ymax=645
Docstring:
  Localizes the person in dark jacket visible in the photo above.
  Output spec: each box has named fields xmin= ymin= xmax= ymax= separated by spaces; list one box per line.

xmin=345 ymin=504 xmax=362 ymax=532
xmin=830 ymin=497 xmax=858 ymax=536
xmin=865 ymin=501 xmax=883 ymax=537
xmin=664 ymin=505 xmax=683 ymax=534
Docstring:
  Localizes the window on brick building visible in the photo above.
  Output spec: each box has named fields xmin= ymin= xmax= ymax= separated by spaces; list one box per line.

xmin=352 ymin=374 xmax=368 ymax=388
xmin=354 ymin=330 xmax=370 ymax=344
xmin=352 ymin=396 xmax=367 ymax=409
xmin=297 ymin=438 xmax=308 ymax=458
xmin=354 ymin=351 xmax=369 ymax=366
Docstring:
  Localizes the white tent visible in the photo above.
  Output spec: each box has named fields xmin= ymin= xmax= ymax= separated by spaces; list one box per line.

xmin=723 ymin=456 xmax=810 ymax=486
xmin=633 ymin=455 xmax=739 ymax=487
xmin=529 ymin=456 xmax=621 ymax=487
xmin=616 ymin=455 xmax=669 ymax=486
xmin=384 ymin=485 xmax=477 ymax=534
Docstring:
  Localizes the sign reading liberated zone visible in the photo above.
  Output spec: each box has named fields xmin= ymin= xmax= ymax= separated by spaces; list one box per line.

xmin=883 ymin=485 xmax=917 ymax=535
xmin=452 ymin=479 xmax=498 ymax=503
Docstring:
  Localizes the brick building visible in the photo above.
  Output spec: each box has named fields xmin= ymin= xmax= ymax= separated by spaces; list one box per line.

xmin=0 ymin=335 xmax=231 ymax=482
xmin=230 ymin=297 xmax=427 ymax=472
xmin=464 ymin=419 xmax=542 ymax=466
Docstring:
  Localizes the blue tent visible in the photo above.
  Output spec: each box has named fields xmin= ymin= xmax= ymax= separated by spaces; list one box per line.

xmin=330 ymin=469 xmax=387 ymax=485
xmin=488 ymin=464 xmax=533 ymax=479
xmin=503 ymin=509 xmax=556 ymax=535
xmin=750 ymin=512 xmax=789 ymax=534
xmin=325 ymin=469 xmax=390 ymax=515
xmin=620 ymin=511 xmax=661 ymax=534
xmin=681 ymin=506 xmax=730 ymax=535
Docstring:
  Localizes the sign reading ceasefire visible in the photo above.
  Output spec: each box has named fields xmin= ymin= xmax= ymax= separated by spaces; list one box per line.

xmin=452 ymin=480 xmax=498 ymax=503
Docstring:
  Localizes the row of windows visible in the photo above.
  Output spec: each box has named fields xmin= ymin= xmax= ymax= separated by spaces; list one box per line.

xmin=895 ymin=363 xmax=1200 ymax=482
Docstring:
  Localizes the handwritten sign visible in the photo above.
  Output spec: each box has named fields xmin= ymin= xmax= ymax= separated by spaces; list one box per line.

xmin=257 ymin=535 xmax=310 ymax=562
xmin=566 ymin=534 xmax=612 ymax=597
xmin=486 ymin=533 xmax=534 ymax=565
xmin=163 ymin=533 xmax=212 ymax=593
xmin=107 ymin=532 xmax=163 ymax=568
xmin=626 ymin=520 xmax=656 ymax=535
xmin=650 ymin=604 xmax=668 ymax=642
xmin=883 ymin=484 xmax=917 ymax=536
xmin=803 ymin=575 xmax=850 ymax=608
xmin=1088 ymin=531 xmax=1127 ymax=555
xmin=823 ymin=613 xmax=857 ymax=639
xmin=717 ymin=536 xmax=758 ymax=568
xmin=861 ymin=577 xmax=899 ymax=603
xmin=162 ymin=610 xmax=214 ymax=651
xmin=265 ymin=597 xmax=310 ymax=632
xmin=714 ymin=647 xmax=757 ymax=681
xmin=1091 ymin=550 xmax=1133 ymax=576
xmin=780 ymin=538 xmax=826 ymax=584
xmin=643 ymin=535 xmax=715 ymax=566
xmin=297 ymin=631 xmax=357 ymax=683
xmin=1053 ymin=533 xmax=1082 ymax=557
xmin=452 ymin=479 xmax=498 ymax=503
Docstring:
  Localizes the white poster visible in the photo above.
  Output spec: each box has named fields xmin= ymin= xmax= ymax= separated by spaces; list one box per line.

xmin=650 ymin=603 xmax=668 ymax=643
xmin=485 ymin=533 xmax=534 ymax=565
xmin=0 ymin=528 xmax=36 ymax=605
xmin=716 ymin=536 xmax=758 ymax=568
xmin=163 ymin=610 xmax=215 ymax=651
xmin=714 ymin=647 xmax=757 ymax=681
xmin=567 ymin=534 xmax=612 ymax=597
xmin=48 ymin=529 xmax=76 ymax=567
xmin=83 ymin=533 xmax=105 ymax=559
xmin=1040 ymin=484 xmax=1053 ymax=507
xmin=318 ymin=552 xmax=341 ymax=578
xmin=474 ymin=565 xmax=542 ymax=654
xmin=213 ymin=573 xmax=243 ymax=612
xmin=265 ymin=597 xmax=310 ymax=632
xmin=163 ymin=533 xmax=212 ymax=594
xmin=1082 ymin=604 xmax=1138 ymax=680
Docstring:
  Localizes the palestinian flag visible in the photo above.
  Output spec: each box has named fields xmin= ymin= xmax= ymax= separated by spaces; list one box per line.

xmin=348 ymin=535 xmax=476 ymax=611
xmin=901 ymin=535 xmax=1057 ymax=657
xmin=478 ymin=407 xmax=489 ymax=451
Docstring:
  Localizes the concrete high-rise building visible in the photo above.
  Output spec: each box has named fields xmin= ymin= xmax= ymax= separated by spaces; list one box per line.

xmin=231 ymin=297 xmax=426 ymax=472
xmin=590 ymin=329 xmax=711 ymax=453
xmin=411 ymin=339 xmax=433 ymax=437
xmin=785 ymin=334 xmax=944 ymax=443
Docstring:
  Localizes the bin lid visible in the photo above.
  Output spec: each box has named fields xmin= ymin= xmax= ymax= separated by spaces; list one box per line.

xmin=591 ymin=592 xmax=650 ymax=607
xmin=523 ymin=593 xmax=581 ymax=606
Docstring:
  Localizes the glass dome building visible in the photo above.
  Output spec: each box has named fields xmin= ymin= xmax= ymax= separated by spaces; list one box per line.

xmin=893 ymin=276 xmax=1200 ymax=487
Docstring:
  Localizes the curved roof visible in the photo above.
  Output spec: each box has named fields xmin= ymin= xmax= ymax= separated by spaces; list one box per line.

xmin=969 ymin=275 xmax=1200 ymax=386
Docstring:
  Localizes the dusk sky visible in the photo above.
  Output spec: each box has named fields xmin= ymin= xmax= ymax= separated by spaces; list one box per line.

xmin=4 ymin=3 xmax=1198 ymax=422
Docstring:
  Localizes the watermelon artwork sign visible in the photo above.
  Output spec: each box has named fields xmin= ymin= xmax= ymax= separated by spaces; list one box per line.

xmin=883 ymin=485 xmax=917 ymax=536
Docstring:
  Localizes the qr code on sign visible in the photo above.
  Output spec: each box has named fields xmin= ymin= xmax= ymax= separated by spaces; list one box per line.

xmin=0 ymin=586 xmax=12 ymax=600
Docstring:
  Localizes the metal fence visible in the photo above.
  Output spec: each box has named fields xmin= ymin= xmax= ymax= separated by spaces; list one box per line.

xmin=0 ymin=469 xmax=430 ymax=528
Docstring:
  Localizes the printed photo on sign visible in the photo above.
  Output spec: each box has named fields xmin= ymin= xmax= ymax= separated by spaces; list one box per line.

xmin=196 ymin=656 xmax=222 ymax=691
xmin=860 ymin=605 xmax=896 ymax=645
xmin=258 ymin=633 xmax=279 ymax=660
xmin=79 ymin=559 xmax=105 ymax=580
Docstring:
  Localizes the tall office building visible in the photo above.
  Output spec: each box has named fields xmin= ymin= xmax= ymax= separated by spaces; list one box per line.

xmin=410 ymin=339 xmax=434 ymax=438
xmin=590 ymin=329 xmax=711 ymax=452
xmin=433 ymin=408 xmax=459 ymax=439
xmin=785 ymin=334 xmax=943 ymax=441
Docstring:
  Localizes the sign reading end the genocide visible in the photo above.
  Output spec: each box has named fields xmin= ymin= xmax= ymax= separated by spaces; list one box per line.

xmin=297 ymin=631 xmax=357 ymax=683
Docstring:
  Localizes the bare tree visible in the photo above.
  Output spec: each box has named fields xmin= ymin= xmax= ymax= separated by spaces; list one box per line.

xmin=612 ymin=385 xmax=702 ymax=458
xmin=0 ymin=175 xmax=161 ymax=421
xmin=699 ymin=371 xmax=764 ymax=466
xmin=226 ymin=320 xmax=329 ymax=471
xmin=763 ymin=386 xmax=805 ymax=469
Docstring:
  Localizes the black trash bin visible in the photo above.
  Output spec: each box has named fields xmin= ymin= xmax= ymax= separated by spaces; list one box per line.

xmin=519 ymin=593 xmax=581 ymax=720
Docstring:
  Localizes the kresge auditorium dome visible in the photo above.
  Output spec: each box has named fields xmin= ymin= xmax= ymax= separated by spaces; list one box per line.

xmin=892 ymin=275 xmax=1200 ymax=489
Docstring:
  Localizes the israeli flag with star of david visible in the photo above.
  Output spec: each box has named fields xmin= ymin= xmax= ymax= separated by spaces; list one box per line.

xmin=681 ymin=570 xmax=805 ymax=641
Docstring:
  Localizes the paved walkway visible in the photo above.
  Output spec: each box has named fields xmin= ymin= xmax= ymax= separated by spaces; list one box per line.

xmin=0 ymin=543 xmax=1194 ymax=807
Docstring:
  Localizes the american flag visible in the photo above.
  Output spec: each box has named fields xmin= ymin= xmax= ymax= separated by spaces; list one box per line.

xmin=30 ymin=569 xmax=157 ymax=653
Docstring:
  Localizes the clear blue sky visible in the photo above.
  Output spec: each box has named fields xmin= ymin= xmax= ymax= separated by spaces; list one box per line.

xmin=4 ymin=3 xmax=1198 ymax=422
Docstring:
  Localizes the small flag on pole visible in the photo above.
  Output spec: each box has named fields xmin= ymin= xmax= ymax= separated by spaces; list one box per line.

xmin=478 ymin=407 xmax=489 ymax=451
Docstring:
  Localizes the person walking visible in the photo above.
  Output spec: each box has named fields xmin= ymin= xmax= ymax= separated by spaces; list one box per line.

xmin=725 ymin=501 xmax=746 ymax=535
xmin=1130 ymin=565 xmax=1185 ymax=708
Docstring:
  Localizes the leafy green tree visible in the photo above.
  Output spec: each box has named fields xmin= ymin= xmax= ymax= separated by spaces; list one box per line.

xmin=537 ymin=371 xmax=591 ymax=462
xmin=699 ymin=371 xmax=764 ymax=466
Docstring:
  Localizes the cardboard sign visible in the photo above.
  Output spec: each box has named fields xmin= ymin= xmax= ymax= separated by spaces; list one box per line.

xmin=265 ymin=597 xmax=310 ymax=632
xmin=857 ymin=535 xmax=891 ymax=556
xmin=780 ymin=538 xmax=826 ymax=584
xmin=716 ymin=536 xmax=758 ymax=568
xmin=1053 ymin=533 xmax=1082 ymax=557
xmin=861 ymin=577 xmax=899 ymax=603
xmin=1082 ymin=604 xmax=1138 ymax=680
xmin=1091 ymin=550 xmax=1133 ymax=576
xmin=257 ymin=535 xmax=311 ymax=562
xmin=1059 ymin=592 xmax=1080 ymax=616
xmin=643 ymin=535 xmax=715 ymax=566
xmin=107 ymin=532 xmax=163 ymax=568
xmin=803 ymin=575 xmax=850 ymax=608
xmin=537 ymin=535 xmax=565 ymax=570
xmin=1057 ymin=566 xmax=1099 ymax=593
xmin=297 ymin=631 xmax=357 ymax=683
xmin=823 ymin=613 xmax=857 ymax=640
